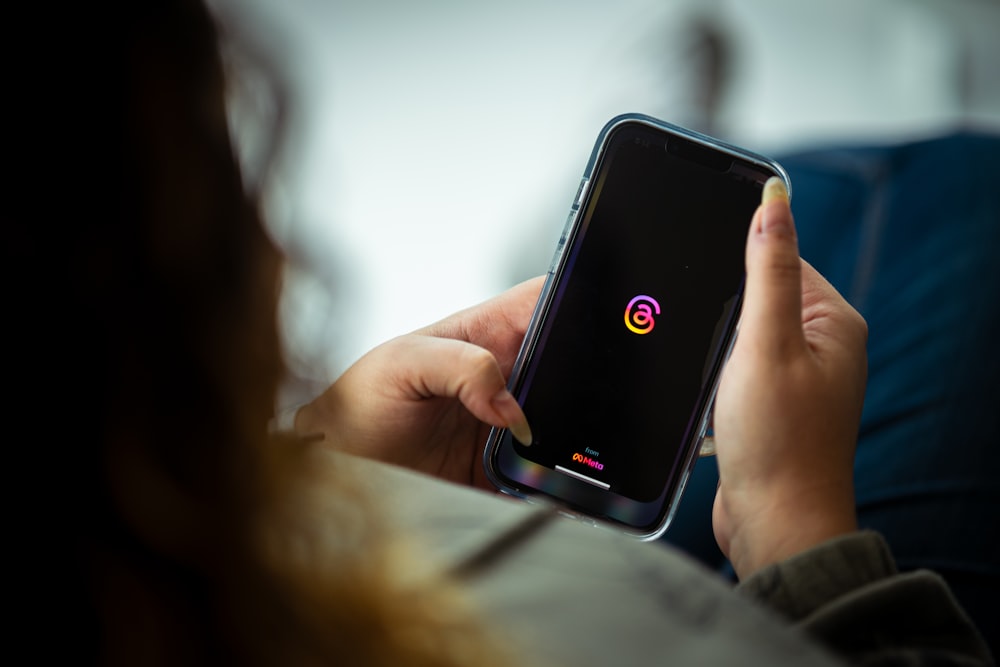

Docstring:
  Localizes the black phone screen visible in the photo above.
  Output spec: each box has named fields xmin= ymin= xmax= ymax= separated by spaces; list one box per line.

xmin=490 ymin=119 xmax=778 ymax=532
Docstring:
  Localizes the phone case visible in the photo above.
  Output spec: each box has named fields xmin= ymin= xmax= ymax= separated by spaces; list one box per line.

xmin=484 ymin=113 xmax=791 ymax=540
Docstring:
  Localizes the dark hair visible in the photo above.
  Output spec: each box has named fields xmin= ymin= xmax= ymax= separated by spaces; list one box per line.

xmin=40 ymin=0 xmax=283 ymax=661
xmin=12 ymin=2 xmax=510 ymax=664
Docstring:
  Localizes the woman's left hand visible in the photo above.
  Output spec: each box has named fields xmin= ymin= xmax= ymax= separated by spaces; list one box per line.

xmin=294 ymin=277 xmax=543 ymax=490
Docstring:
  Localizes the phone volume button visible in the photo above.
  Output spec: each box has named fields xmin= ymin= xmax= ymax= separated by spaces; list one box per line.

xmin=549 ymin=210 xmax=576 ymax=273
xmin=549 ymin=177 xmax=587 ymax=274
xmin=572 ymin=177 xmax=590 ymax=210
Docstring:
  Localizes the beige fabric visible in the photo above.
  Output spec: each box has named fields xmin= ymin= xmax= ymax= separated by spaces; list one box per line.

xmin=342 ymin=452 xmax=843 ymax=667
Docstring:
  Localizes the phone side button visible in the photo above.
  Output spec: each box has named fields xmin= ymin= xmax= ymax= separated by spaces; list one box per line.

xmin=573 ymin=177 xmax=590 ymax=210
xmin=548 ymin=211 xmax=576 ymax=273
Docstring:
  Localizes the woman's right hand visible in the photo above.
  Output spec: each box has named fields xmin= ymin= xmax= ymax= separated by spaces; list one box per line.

xmin=712 ymin=178 xmax=869 ymax=580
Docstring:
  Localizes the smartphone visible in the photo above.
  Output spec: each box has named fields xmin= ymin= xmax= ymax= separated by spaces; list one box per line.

xmin=483 ymin=114 xmax=790 ymax=540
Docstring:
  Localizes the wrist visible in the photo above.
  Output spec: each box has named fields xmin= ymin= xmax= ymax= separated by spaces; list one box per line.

xmin=724 ymin=487 xmax=858 ymax=580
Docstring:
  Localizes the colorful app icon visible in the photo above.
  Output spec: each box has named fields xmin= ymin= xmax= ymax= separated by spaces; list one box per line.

xmin=624 ymin=295 xmax=660 ymax=335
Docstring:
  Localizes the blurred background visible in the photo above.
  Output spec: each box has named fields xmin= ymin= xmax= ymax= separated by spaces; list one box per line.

xmin=207 ymin=0 xmax=1000 ymax=407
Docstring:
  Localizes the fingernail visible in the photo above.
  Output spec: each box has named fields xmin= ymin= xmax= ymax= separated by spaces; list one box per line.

xmin=509 ymin=422 xmax=533 ymax=447
xmin=492 ymin=389 xmax=533 ymax=446
xmin=761 ymin=176 xmax=789 ymax=206
xmin=759 ymin=177 xmax=794 ymax=235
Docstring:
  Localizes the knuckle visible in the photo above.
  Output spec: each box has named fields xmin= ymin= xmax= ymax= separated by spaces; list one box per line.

xmin=765 ymin=253 xmax=802 ymax=285
xmin=846 ymin=307 xmax=869 ymax=345
xmin=855 ymin=310 xmax=869 ymax=340
xmin=462 ymin=346 xmax=500 ymax=382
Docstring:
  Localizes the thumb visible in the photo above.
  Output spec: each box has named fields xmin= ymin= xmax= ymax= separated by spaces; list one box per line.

xmin=740 ymin=177 xmax=805 ymax=358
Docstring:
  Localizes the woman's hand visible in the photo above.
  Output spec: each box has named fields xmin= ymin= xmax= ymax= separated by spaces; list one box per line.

xmin=294 ymin=277 xmax=543 ymax=490
xmin=712 ymin=178 xmax=869 ymax=579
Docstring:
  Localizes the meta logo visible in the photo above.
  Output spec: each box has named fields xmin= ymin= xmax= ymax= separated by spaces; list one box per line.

xmin=624 ymin=295 xmax=660 ymax=334
xmin=572 ymin=452 xmax=604 ymax=471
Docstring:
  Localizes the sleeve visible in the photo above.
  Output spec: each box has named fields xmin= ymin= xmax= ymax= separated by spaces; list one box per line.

xmin=737 ymin=531 xmax=994 ymax=666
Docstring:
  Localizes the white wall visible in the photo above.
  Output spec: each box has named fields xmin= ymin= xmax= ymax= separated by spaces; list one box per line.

xmin=210 ymin=0 xmax=1000 ymax=405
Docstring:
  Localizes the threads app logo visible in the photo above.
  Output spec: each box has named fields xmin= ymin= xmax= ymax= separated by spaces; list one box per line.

xmin=624 ymin=295 xmax=660 ymax=335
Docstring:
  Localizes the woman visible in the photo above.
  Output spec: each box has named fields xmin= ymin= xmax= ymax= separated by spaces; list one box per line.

xmin=23 ymin=0 xmax=990 ymax=664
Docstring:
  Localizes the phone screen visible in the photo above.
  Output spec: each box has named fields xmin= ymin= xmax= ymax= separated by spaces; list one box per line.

xmin=486 ymin=117 xmax=784 ymax=537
